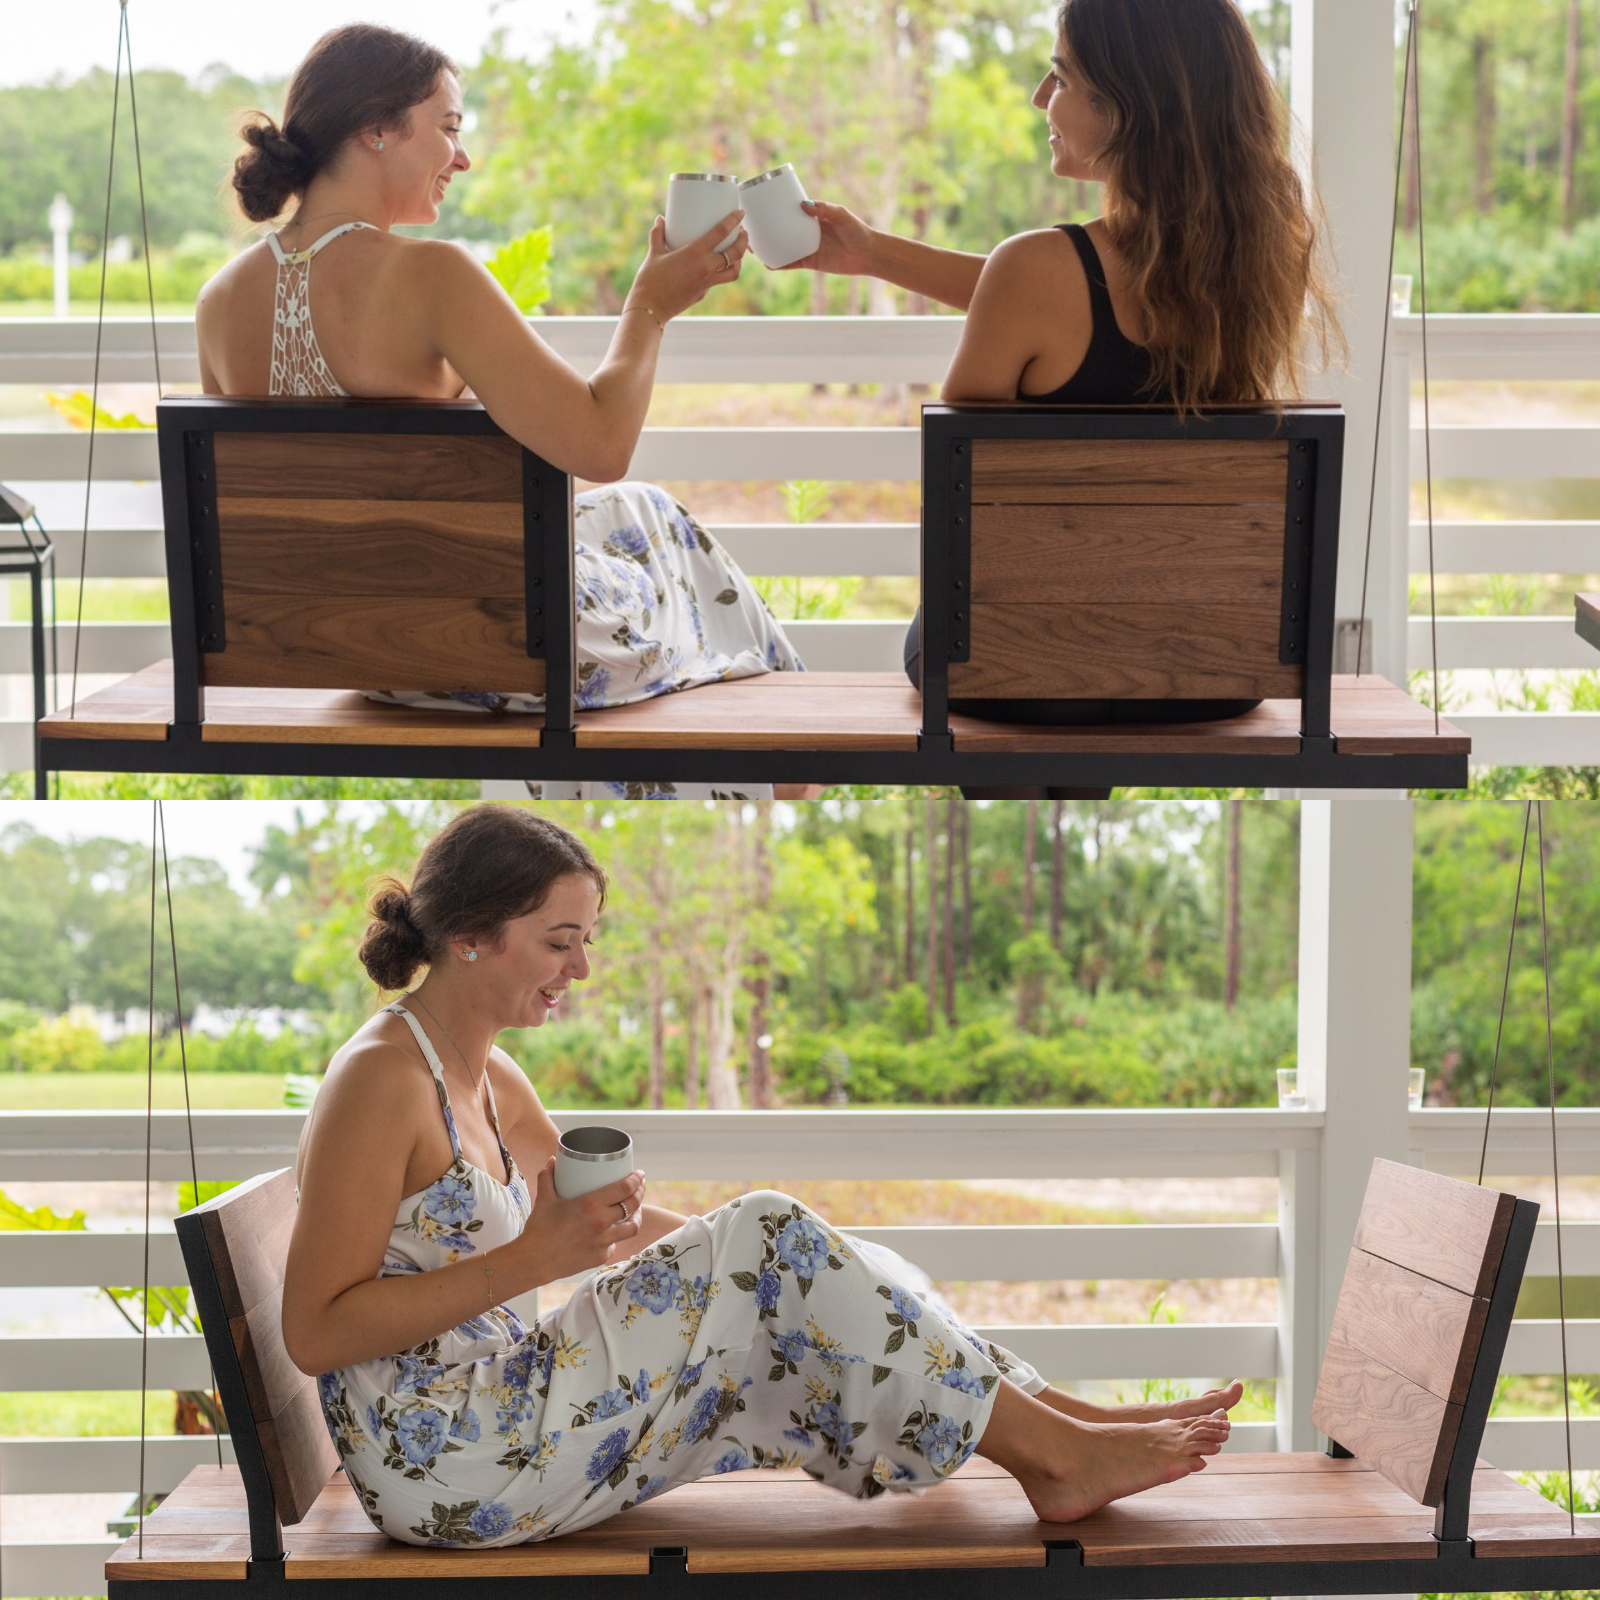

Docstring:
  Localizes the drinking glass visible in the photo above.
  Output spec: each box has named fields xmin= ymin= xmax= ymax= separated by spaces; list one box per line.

xmin=553 ymin=1125 xmax=634 ymax=1199
xmin=1277 ymin=1068 xmax=1307 ymax=1109
xmin=1408 ymin=1067 xmax=1425 ymax=1110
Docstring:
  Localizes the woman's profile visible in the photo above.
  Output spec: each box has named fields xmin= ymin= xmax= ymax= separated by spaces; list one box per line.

xmin=196 ymin=25 xmax=801 ymax=737
xmin=285 ymin=804 xmax=1239 ymax=1547
xmin=786 ymin=0 xmax=1339 ymax=727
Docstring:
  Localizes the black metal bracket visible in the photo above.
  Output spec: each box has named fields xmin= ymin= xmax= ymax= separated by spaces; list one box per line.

xmin=521 ymin=450 xmax=547 ymax=658
xmin=1326 ymin=1437 xmax=1355 ymax=1459
xmin=187 ymin=432 xmax=225 ymax=654
xmin=1279 ymin=438 xmax=1316 ymax=666
xmin=946 ymin=439 xmax=973 ymax=665
xmin=246 ymin=1555 xmax=288 ymax=1583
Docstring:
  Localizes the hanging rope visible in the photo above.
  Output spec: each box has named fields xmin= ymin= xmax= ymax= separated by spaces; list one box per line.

xmin=158 ymin=801 xmax=222 ymax=1465
xmin=138 ymin=800 xmax=157 ymax=1555
xmin=68 ymin=0 xmax=161 ymax=719
xmin=1534 ymin=804 xmax=1576 ymax=1536
xmin=1477 ymin=800 xmax=1575 ymax=1536
xmin=1354 ymin=0 xmax=1440 ymax=733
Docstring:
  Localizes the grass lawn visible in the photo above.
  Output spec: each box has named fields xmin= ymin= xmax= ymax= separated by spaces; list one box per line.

xmin=0 ymin=1072 xmax=290 ymax=1110
xmin=0 ymin=1389 xmax=178 ymax=1436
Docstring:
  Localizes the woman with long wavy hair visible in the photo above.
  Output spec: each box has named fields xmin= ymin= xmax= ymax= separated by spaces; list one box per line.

xmin=787 ymin=0 xmax=1339 ymax=729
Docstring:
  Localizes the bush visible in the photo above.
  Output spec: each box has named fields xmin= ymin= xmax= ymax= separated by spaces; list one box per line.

xmin=9 ymin=1014 xmax=105 ymax=1072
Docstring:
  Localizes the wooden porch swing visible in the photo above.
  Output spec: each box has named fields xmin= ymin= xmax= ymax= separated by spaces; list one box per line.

xmin=104 ymin=798 xmax=1600 ymax=1597
xmin=33 ymin=2 xmax=1470 ymax=795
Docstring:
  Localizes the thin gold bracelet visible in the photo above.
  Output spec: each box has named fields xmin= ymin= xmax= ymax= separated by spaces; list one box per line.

xmin=484 ymin=1257 xmax=494 ymax=1310
xmin=624 ymin=303 xmax=666 ymax=333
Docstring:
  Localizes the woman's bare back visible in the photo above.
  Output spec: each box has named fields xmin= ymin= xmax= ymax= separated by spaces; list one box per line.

xmin=195 ymin=227 xmax=469 ymax=399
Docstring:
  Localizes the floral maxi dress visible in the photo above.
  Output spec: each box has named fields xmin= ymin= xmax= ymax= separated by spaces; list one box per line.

xmin=318 ymin=1004 xmax=1048 ymax=1547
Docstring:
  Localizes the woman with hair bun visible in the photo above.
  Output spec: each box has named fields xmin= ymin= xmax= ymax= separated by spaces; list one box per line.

xmin=198 ymin=25 xmax=800 ymax=757
xmin=286 ymin=804 xmax=1239 ymax=1548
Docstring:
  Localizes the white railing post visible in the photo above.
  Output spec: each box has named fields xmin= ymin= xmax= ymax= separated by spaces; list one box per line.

xmin=1295 ymin=799 xmax=1415 ymax=1415
xmin=1277 ymin=1141 xmax=1322 ymax=1452
xmin=1290 ymin=0 xmax=1400 ymax=669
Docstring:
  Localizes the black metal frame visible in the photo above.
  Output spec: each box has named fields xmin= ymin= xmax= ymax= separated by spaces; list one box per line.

xmin=0 ymin=482 xmax=58 ymax=798
xmin=42 ymin=397 xmax=1469 ymax=792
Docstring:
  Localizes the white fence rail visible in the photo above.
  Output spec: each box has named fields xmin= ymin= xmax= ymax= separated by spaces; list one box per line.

xmin=1393 ymin=315 xmax=1600 ymax=769
xmin=5 ymin=313 xmax=1600 ymax=775
xmin=4 ymin=1106 xmax=1598 ymax=1594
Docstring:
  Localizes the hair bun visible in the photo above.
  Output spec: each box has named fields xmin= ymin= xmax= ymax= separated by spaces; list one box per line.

xmin=359 ymin=879 xmax=430 ymax=991
xmin=233 ymin=116 xmax=312 ymax=223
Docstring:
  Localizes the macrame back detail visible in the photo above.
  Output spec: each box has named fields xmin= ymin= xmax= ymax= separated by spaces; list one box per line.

xmin=266 ymin=222 xmax=374 ymax=397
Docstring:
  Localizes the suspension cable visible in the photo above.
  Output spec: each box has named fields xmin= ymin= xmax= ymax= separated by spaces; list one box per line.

xmin=1478 ymin=805 xmax=1532 ymax=1187
xmin=1534 ymin=804 xmax=1576 ymax=1536
xmin=138 ymin=801 xmax=157 ymax=1557
xmin=1413 ymin=0 xmax=1441 ymax=734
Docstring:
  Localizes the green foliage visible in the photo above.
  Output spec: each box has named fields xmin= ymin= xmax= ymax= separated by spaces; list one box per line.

xmin=8 ymin=1013 xmax=104 ymax=1073
xmin=45 ymin=390 xmax=152 ymax=430
xmin=484 ymin=227 xmax=553 ymax=314
xmin=0 ymin=1185 xmax=86 ymax=1231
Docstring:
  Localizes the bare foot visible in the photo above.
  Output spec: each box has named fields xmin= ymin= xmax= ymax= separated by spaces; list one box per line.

xmin=1019 ymin=1412 xmax=1231 ymax=1524
xmin=1033 ymin=1379 xmax=1244 ymax=1426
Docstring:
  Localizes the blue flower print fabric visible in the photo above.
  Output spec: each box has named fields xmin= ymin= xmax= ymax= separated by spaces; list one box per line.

xmin=364 ymin=482 xmax=803 ymax=718
xmin=317 ymin=1010 xmax=1047 ymax=1547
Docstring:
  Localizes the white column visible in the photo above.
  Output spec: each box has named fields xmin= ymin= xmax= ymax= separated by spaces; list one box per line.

xmin=1296 ymin=798 xmax=1415 ymax=1378
xmin=1276 ymin=1143 xmax=1321 ymax=1452
xmin=1291 ymin=0 xmax=1402 ymax=679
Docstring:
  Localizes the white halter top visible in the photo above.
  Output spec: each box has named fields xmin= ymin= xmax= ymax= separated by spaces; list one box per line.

xmin=266 ymin=221 xmax=375 ymax=397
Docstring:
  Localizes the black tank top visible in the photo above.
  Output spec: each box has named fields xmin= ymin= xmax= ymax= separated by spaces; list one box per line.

xmin=1021 ymin=223 xmax=1155 ymax=404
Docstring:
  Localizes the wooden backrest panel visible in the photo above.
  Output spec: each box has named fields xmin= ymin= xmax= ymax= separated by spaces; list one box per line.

xmin=191 ymin=1169 xmax=337 ymax=1529
xmin=954 ymin=435 xmax=1299 ymax=703
xmin=1311 ymin=1161 xmax=1518 ymax=1509
xmin=1353 ymin=1157 xmax=1516 ymax=1298
xmin=206 ymin=432 xmax=541 ymax=696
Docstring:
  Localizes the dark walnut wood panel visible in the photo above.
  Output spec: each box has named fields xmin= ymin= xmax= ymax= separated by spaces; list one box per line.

xmin=1577 ymin=593 xmax=1600 ymax=651
xmin=231 ymin=1284 xmax=305 ymax=1421
xmin=969 ymin=504 xmax=1286 ymax=606
xmin=1311 ymin=1335 xmax=1461 ymax=1505
xmin=204 ymin=597 xmax=541 ymax=695
xmin=970 ymin=438 xmax=1289 ymax=505
xmin=1072 ymin=1515 xmax=1439 ymax=1567
xmin=257 ymin=1375 xmax=343 ymax=1527
xmin=201 ymin=691 xmax=545 ymax=747
xmin=214 ymin=432 xmax=523 ymax=503
xmin=105 ymin=1535 xmax=253 ymax=1582
xmin=1353 ymin=1158 xmax=1517 ymax=1298
xmin=201 ymin=1169 xmax=294 ymax=1319
xmin=950 ymin=602 xmax=1304 ymax=701
xmin=1327 ymin=677 xmax=1472 ymax=755
xmin=216 ymin=497 xmax=525 ymax=598
xmin=1326 ymin=1245 xmax=1487 ymax=1405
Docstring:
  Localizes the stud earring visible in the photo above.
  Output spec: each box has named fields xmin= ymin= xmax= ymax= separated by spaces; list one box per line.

xmin=374 ymin=138 xmax=385 ymax=151
xmin=464 ymin=950 xmax=477 ymax=962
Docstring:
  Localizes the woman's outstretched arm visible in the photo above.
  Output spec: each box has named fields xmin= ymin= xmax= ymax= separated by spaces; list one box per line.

xmin=779 ymin=200 xmax=988 ymax=312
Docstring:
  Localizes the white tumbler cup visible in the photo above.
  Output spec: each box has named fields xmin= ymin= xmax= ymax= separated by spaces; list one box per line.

xmin=553 ymin=1124 xmax=634 ymax=1200
xmin=738 ymin=164 xmax=821 ymax=268
xmin=665 ymin=173 xmax=742 ymax=253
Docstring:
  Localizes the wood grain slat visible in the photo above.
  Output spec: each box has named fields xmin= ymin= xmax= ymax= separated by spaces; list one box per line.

xmin=200 ymin=1169 xmax=295 ymax=1319
xmin=105 ymin=1534 xmax=253 ymax=1581
xmin=951 ymin=602 xmax=1303 ymax=701
xmin=968 ymin=504 xmax=1286 ymax=606
xmin=214 ymin=433 xmax=523 ymax=503
xmin=217 ymin=497 xmax=524 ymax=597
xmin=949 ymin=699 xmax=1303 ymax=754
xmin=1353 ymin=1158 xmax=1518 ymax=1297
xmin=1328 ymin=679 xmax=1472 ymax=755
xmin=202 ymin=694 xmax=545 ymax=746
xmin=575 ymin=672 xmax=921 ymax=750
xmin=1072 ymin=1516 xmax=1439 ymax=1567
xmin=233 ymin=1284 xmax=303 ymax=1420
xmin=1310 ymin=1335 xmax=1461 ymax=1505
xmin=205 ymin=597 xmax=540 ymax=694
xmin=285 ymin=1534 xmax=652 ymax=1578
xmin=1326 ymin=1246 xmax=1487 ymax=1405
xmin=970 ymin=439 xmax=1289 ymax=505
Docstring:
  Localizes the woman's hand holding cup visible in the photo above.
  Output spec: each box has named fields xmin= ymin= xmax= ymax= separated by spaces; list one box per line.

xmin=626 ymin=211 xmax=749 ymax=326
xmin=510 ymin=1157 xmax=645 ymax=1286
xmin=776 ymin=198 xmax=875 ymax=276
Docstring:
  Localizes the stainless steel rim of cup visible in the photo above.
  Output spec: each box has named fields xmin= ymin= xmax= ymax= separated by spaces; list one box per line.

xmin=671 ymin=172 xmax=740 ymax=184
xmin=739 ymin=164 xmax=797 ymax=190
xmin=560 ymin=1125 xmax=632 ymax=1160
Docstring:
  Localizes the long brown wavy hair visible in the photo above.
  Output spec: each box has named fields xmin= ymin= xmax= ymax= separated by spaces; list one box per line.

xmin=1057 ymin=0 xmax=1340 ymax=412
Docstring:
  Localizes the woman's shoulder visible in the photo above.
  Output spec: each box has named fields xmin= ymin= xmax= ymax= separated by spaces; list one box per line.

xmin=321 ymin=1012 xmax=431 ymax=1111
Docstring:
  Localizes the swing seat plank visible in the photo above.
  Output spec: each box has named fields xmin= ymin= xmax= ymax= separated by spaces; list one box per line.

xmin=106 ymin=1158 xmax=1600 ymax=1599
xmin=1576 ymin=593 xmax=1600 ymax=652
xmin=37 ymin=397 xmax=1470 ymax=791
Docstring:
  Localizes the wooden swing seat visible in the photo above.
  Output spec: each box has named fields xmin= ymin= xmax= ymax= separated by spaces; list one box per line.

xmin=1575 ymin=593 xmax=1600 ymax=653
xmin=108 ymin=1158 xmax=1598 ymax=1597
xmin=39 ymin=398 xmax=1470 ymax=791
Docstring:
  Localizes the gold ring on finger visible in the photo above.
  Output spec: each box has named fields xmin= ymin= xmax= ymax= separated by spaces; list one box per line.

xmin=719 ymin=250 xmax=732 ymax=272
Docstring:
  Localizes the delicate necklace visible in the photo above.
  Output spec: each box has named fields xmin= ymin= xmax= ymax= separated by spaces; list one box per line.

xmin=279 ymin=209 xmax=374 ymax=247
xmin=409 ymin=992 xmax=486 ymax=1093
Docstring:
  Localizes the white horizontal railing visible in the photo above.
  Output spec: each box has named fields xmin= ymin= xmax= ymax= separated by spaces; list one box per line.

xmin=7 ymin=313 xmax=1600 ymax=774
xmin=8 ymin=1104 xmax=1600 ymax=1591
xmin=1393 ymin=315 xmax=1600 ymax=769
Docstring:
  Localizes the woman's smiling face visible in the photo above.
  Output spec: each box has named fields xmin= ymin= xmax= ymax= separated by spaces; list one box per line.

xmin=378 ymin=74 xmax=470 ymax=225
xmin=1032 ymin=38 xmax=1112 ymax=183
xmin=464 ymin=872 xmax=601 ymax=1029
